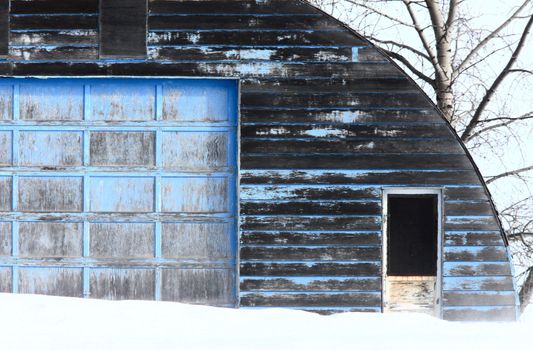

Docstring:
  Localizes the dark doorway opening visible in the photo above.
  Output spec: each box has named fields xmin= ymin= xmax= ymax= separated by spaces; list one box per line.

xmin=387 ymin=195 xmax=438 ymax=276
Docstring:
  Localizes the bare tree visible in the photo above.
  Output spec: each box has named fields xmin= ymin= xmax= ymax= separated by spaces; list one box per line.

xmin=311 ymin=0 xmax=533 ymax=310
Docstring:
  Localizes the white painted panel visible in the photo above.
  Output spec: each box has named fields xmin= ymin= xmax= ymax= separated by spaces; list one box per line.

xmin=161 ymin=177 xmax=228 ymax=213
xmin=90 ymin=222 xmax=155 ymax=258
xmin=162 ymin=222 xmax=230 ymax=259
xmin=18 ymin=267 xmax=83 ymax=297
xmin=0 ymin=176 xmax=11 ymax=211
xmin=90 ymin=83 xmax=156 ymax=121
xmin=19 ymin=83 xmax=84 ymax=121
xmin=161 ymin=131 xmax=228 ymax=170
xmin=162 ymin=82 xmax=233 ymax=122
xmin=0 ymin=85 xmax=13 ymax=120
xmin=90 ymin=177 xmax=154 ymax=212
xmin=0 ymin=222 xmax=11 ymax=256
xmin=0 ymin=131 xmax=12 ymax=165
xmin=18 ymin=177 xmax=83 ymax=212
xmin=19 ymin=222 xmax=83 ymax=258
xmin=89 ymin=268 xmax=155 ymax=300
xmin=19 ymin=131 xmax=83 ymax=166
xmin=90 ymin=131 xmax=155 ymax=166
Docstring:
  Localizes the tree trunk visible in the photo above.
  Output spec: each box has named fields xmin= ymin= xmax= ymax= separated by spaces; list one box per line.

xmin=436 ymin=77 xmax=454 ymax=123
xmin=520 ymin=267 xmax=533 ymax=313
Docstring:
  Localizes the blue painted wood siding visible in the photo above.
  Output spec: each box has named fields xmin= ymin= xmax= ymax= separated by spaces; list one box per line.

xmin=0 ymin=78 xmax=239 ymax=306
xmin=0 ymin=0 xmax=518 ymax=321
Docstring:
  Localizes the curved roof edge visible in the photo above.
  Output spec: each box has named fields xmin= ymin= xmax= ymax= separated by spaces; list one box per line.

xmin=301 ymin=0 xmax=509 ymax=247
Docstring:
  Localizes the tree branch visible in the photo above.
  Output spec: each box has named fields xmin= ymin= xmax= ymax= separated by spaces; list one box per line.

xmin=454 ymin=0 xmax=533 ymax=77
xmin=381 ymin=48 xmax=436 ymax=87
xmin=466 ymin=112 xmax=533 ymax=142
xmin=460 ymin=13 xmax=533 ymax=141
xmin=366 ymin=36 xmax=432 ymax=61
xmin=486 ymin=165 xmax=533 ymax=184
xmin=403 ymin=0 xmax=443 ymax=76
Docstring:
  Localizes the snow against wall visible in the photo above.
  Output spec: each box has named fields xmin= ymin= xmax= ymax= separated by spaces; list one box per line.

xmin=0 ymin=294 xmax=531 ymax=350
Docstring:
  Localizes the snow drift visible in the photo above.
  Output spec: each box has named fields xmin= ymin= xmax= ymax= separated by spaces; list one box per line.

xmin=1 ymin=293 xmax=531 ymax=350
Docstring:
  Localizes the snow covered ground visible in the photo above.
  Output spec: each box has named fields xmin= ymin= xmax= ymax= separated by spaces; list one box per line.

xmin=1 ymin=293 xmax=531 ymax=350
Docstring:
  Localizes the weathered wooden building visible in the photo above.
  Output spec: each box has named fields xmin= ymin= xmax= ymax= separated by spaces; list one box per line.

xmin=0 ymin=0 xmax=519 ymax=321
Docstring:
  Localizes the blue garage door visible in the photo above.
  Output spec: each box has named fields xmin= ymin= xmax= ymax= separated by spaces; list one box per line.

xmin=0 ymin=78 xmax=238 ymax=306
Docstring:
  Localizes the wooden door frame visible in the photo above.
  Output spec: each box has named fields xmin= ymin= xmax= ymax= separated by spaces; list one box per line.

xmin=382 ymin=187 xmax=443 ymax=317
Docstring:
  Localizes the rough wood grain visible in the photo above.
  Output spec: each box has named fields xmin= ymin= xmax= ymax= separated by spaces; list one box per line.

xmin=100 ymin=0 xmax=147 ymax=58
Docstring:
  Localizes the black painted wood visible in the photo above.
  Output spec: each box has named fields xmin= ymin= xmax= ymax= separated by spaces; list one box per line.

xmin=240 ymin=277 xmax=381 ymax=292
xmin=240 ymin=262 xmax=381 ymax=277
xmin=2 ymin=0 xmax=515 ymax=320
xmin=240 ymin=246 xmax=381 ymax=261
xmin=100 ymin=0 xmax=147 ymax=58
xmin=11 ymin=0 xmax=99 ymax=14
xmin=240 ymin=292 xmax=381 ymax=307
xmin=240 ymin=231 xmax=381 ymax=246
xmin=0 ymin=0 xmax=8 ymax=56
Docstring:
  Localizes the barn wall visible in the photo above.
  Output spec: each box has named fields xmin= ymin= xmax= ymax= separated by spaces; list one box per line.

xmin=0 ymin=0 xmax=518 ymax=321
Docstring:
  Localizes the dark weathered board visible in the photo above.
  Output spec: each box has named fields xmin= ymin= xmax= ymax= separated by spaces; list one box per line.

xmin=100 ymin=0 xmax=147 ymax=58
xmin=0 ymin=0 xmax=8 ymax=56
xmin=0 ymin=0 xmax=515 ymax=321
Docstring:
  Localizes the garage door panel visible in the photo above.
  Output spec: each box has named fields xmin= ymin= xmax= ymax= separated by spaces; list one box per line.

xmin=90 ymin=131 xmax=155 ymax=167
xmin=19 ymin=83 xmax=84 ymax=121
xmin=162 ymin=222 xmax=231 ymax=260
xmin=18 ymin=267 xmax=83 ymax=297
xmin=90 ymin=83 xmax=156 ymax=121
xmin=161 ymin=177 xmax=229 ymax=213
xmin=19 ymin=131 xmax=83 ymax=166
xmin=0 ymin=131 xmax=12 ymax=165
xmin=18 ymin=176 xmax=83 ymax=212
xmin=0 ymin=222 xmax=11 ymax=256
xmin=161 ymin=131 xmax=229 ymax=170
xmin=0 ymin=176 xmax=11 ymax=211
xmin=0 ymin=85 xmax=13 ymax=120
xmin=89 ymin=222 xmax=155 ymax=258
xmin=89 ymin=176 xmax=154 ymax=213
xmin=0 ymin=78 xmax=238 ymax=304
xmin=162 ymin=81 xmax=236 ymax=123
xmin=89 ymin=268 xmax=155 ymax=300
xmin=18 ymin=222 xmax=83 ymax=258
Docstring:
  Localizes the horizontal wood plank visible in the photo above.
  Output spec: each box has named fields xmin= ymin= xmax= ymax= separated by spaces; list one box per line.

xmin=241 ymin=108 xmax=442 ymax=124
xmin=241 ymin=138 xmax=463 ymax=155
xmin=10 ymin=31 xmax=98 ymax=46
xmin=148 ymin=0 xmax=320 ymax=15
xmin=442 ymin=306 xmax=516 ymax=321
xmin=149 ymin=46 xmax=352 ymax=62
xmin=241 ymin=170 xmax=481 ymax=186
xmin=444 ymin=201 xmax=494 ymax=216
xmin=240 ymin=231 xmax=381 ymax=246
xmin=241 ymin=185 xmax=380 ymax=201
xmin=443 ymin=291 xmax=516 ymax=306
xmin=240 ymin=246 xmax=381 ymax=261
xmin=240 ymin=261 xmax=381 ymax=276
xmin=148 ymin=30 xmax=365 ymax=46
xmin=3 ymin=62 xmax=405 ymax=79
xmin=443 ymin=276 xmax=514 ymax=291
xmin=443 ymin=262 xmax=512 ymax=276
xmin=443 ymin=246 xmax=508 ymax=262
xmin=445 ymin=216 xmax=499 ymax=231
xmin=11 ymin=0 xmax=99 ymax=14
xmin=444 ymin=231 xmax=505 ymax=246
xmin=242 ymin=77 xmax=417 ymax=93
xmin=149 ymin=15 xmax=340 ymax=30
xmin=10 ymin=46 xmax=98 ymax=61
xmin=444 ymin=186 xmax=488 ymax=201
xmin=241 ymin=215 xmax=381 ymax=231
xmin=240 ymin=276 xmax=381 ymax=292
xmin=10 ymin=15 xmax=98 ymax=30
xmin=241 ymin=91 xmax=431 ymax=109
xmin=240 ymin=292 xmax=381 ymax=307
xmin=241 ymin=154 xmax=475 ymax=170
xmin=240 ymin=200 xmax=381 ymax=215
